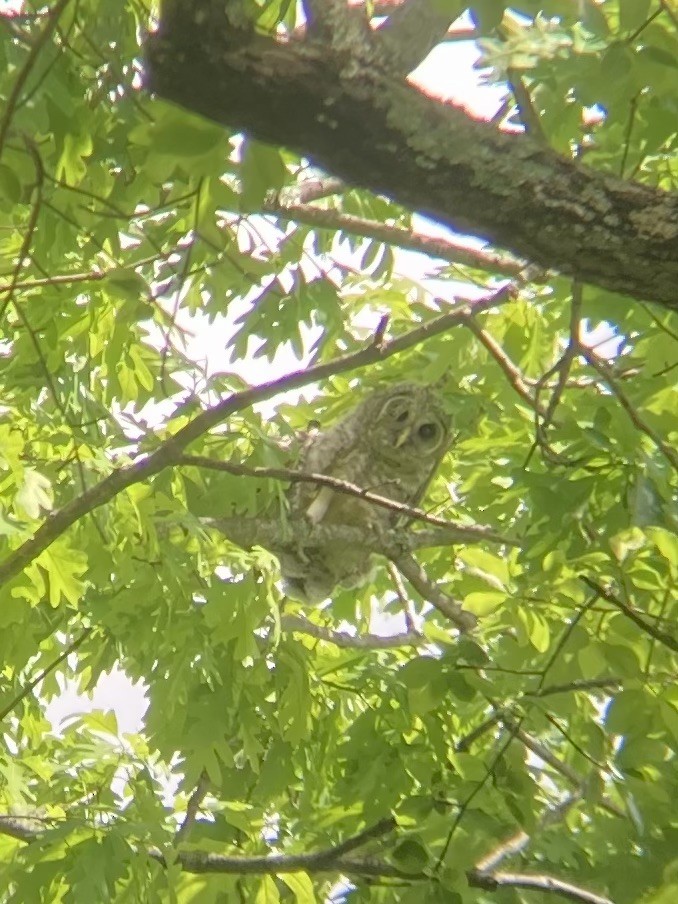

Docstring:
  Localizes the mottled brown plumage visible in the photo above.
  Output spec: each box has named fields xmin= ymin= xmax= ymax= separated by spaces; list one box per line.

xmin=280 ymin=383 xmax=450 ymax=602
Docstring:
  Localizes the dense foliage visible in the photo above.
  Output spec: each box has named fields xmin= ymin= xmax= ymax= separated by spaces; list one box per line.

xmin=0 ymin=1 xmax=677 ymax=901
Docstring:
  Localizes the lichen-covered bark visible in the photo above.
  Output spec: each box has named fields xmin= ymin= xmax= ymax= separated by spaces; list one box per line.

xmin=145 ymin=1 xmax=678 ymax=309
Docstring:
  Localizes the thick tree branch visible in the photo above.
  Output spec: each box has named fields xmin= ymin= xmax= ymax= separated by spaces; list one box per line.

xmin=145 ymin=2 xmax=678 ymax=308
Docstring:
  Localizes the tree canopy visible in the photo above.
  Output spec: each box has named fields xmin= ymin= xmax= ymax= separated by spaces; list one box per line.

xmin=0 ymin=1 xmax=677 ymax=902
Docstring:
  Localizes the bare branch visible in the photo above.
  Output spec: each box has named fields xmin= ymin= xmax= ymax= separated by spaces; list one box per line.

xmin=475 ymin=792 xmax=580 ymax=874
xmin=469 ymin=869 xmax=614 ymax=904
xmin=394 ymin=554 xmax=477 ymax=632
xmin=0 ymin=814 xmax=48 ymax=843
xmin=462 ymin=313 xmax=548 ymax=415
xmin=183 ymin=456 xmax=519 ymax=546
xmin=282 ymin=176 xmax=345 ymax=204
xmin=0 ymin=286 xmax=510 ymax=590
xmin=264 ymin=198 xmax=524 ymax=276
xmin=281 ymin=613 xmax=423 ymax=648
xmin=581 ymin=576 xmax=678 ymax=654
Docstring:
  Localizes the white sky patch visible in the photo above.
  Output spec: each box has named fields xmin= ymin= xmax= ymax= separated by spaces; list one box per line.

xmin=46 ymin=665 xmax=148 ymax=735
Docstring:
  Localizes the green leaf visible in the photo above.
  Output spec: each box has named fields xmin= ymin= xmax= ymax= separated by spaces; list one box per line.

xmin=240 ymin=139 xmax=287 ymax=209
xmin=14 ymin=468 xmax=53 ymax=519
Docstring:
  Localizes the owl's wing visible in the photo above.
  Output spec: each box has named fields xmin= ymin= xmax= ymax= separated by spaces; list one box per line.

xmin=305 ymin=485 xmax=335 ymax=524
xmin=295 ymin=406 xmax=366 ymax=523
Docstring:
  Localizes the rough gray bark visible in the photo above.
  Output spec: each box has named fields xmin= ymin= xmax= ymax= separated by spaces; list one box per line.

xmin=145 ymin=1 xmax=678 ymax=309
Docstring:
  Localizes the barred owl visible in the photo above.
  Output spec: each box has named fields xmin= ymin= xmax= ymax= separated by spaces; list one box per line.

xmin=280 ymin=382 xmax=451 ymax=603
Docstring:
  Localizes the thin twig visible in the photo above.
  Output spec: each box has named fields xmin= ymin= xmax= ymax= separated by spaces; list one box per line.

xmin=393 ymin=554 xmax=477 ymax=632
xmin=0 ymin=629 xmax=91 ymax=723
xmin=175 ymin=770 xmax=210 ymax=844
xmin=462 ymin=313 xmax=548 ymax=415
xmin=281 ymin=614 xmax=423 ymax=648
xmin=182 ymin=455 xmax=518 ymax=544
xmin=264 ymin=199 xmax=523 ymax=276
xmin=0 ymin=0 xmax=71 ymax=160
xmin=506 ymin=68 xmax=547 ymax=144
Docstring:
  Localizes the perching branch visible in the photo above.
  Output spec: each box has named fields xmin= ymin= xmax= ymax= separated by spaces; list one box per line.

xmin=182 ymin=455 xmax=520 ymax=546
xmin=0 ymin=810 xmax=616 ymax=900
xmin=0 ymin=287 xmax=509 ymax=591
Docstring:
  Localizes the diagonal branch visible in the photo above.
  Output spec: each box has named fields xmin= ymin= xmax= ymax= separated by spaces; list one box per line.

xmin=0 ymin=629 xmax=91 ymax=723
xmin=264 ymin=198 xmax=524 ymax=275
xmin=579 ymin=343 xmax=678 ymax=471
xmin=0 ymin=287 xmax=509 ymax=591
xmin=145 ymin=3 xmax=678 ymax=308
xmin=581 ymin=576 xmax=678 ymax=654
xmin=393 ymin=554 xmax=477 ymax=632
xmin=375 ymin=0 xmax=456 ymax=74
xmin=462 ymin=312 xmax=548 ymax=415
xmin=175 ymin=770 xmax=210 ymax=845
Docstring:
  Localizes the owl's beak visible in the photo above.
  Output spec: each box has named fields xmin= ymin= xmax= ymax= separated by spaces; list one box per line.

xmin=394 ymin=427 xmax=411 ymax=448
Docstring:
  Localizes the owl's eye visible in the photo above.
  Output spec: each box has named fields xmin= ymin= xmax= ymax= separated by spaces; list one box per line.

xmin=381 ymin=395 xmax=411 ymax=422
xmin=418 ymin=422 xmax=442 ymax=445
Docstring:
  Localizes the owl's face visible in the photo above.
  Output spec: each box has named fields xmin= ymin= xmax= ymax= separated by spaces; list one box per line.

xmin=370 ymin=386 xmax=449 ymax=466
